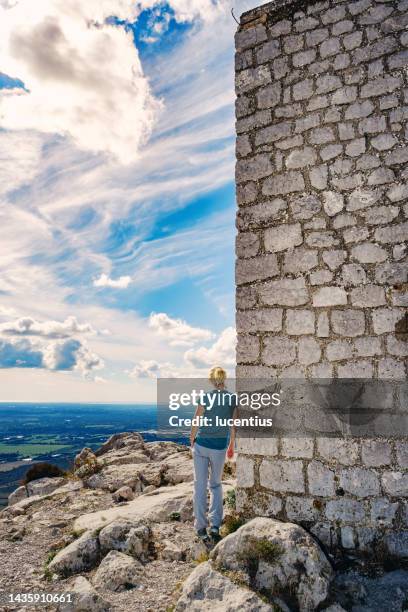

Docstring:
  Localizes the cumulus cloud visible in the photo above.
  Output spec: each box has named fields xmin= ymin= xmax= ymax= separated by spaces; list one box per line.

xmin=184 ymin=326 xmax=236 ymax=368
xmin=0 ymin=315 xmax=95 ymax=338
xmin=0 ymin=338 xmax=43 ymax=368
xmin=0 ymin=336 xmax=103 ymax=373
xmin=43 ymin=338 xmax=103 ymax=372
xmin=149 ymin=312 xmax=214 ymax=347
xmin=0 ymin=314 xmax=103 ymax=373
xmin=130 ymin=325 xmax=236 ymax=379
xmin=93 ymin=273 xmax=132 ymax=289
xmin=0 ymin=0 xmax=228 ymax=162
xmin=0 ymin=0 xmax=160 ymax=162
xmin=129 ymin=359 xmax=180 ymax=379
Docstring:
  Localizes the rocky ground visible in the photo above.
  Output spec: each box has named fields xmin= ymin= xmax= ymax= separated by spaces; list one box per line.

xmin=0 ymin=432 xmax=407 ymax=612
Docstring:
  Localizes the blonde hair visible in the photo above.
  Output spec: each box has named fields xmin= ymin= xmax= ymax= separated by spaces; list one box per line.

xmin=209 ymin=366 xmax=227 ymax=387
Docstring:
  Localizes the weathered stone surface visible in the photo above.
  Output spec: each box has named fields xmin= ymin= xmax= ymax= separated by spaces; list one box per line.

xmin=262 ymin=337 xmax=297 ymax=366
xmin=49 ymin=531 xmax=100 ymax=576
xmin=98 ymin=519 xmax=151 ymax=560
xmin=237 ymin=199 xmax=286 ymax=230
xmin=237 ymin=309 xmax=282 ymax=333
xmin=290 ymin=194 xmax=321 ymax=219
xmin=236 ymin=254 xmax=279 ymax=284
xmin=262 ymin=171 xmax=305 ymax=196
xmin=284 ymin=247 xmax=318 ymax=274
xmin=350 ymin=285 xmax=386 ymax=307
xmin=298 ymin=337 xmax=322 ymax=365
xmin=175 ymin=561 xmax=274 ymax=612
xmin=93 ymin=550 xmax=142 ymax=592
xmin=58 ymin=576 xmax=111 ymax=612
xmin=308 ymin=461 xmax=335 ymax=496
xmin=286 ymin=310 xmax=315 ymax=335
xmin=317 ymin=438 xmax=359 ymax=465
xmin=236 ymin=154 xmax=273 ymax=183
xmin=362 ymin=440 xmax=392 ymax=467
xmin=260 ymin=278 xmax=309 ymax=307
xmin=259 ymin=459 xmax=304 ymax=493
xmin=323 ymin=191 xmax=344 ymax=216
xmin=326 ymin=499 xmax=365 ymax=522
xmin=235 ymin=24 xmax=268 ymax=51
xmin=264 ymin=223 xmax=303 ymax=252
xmin=313 ymin=287 xmax=348 ymax=307
xmin=382 ymin=472 xmax=408 ymax=496
xmin=236 ymin=455 xmax=255 ymax=488
xmin=281 ymin=437 xmax=314 ymax=459
xmin=339 ymin=467 xmax=380 ymax=497
xmin=211 ymin=518 xmax=332 ymax=611
xmin=351 ymin=242 xmax=388 ymax=263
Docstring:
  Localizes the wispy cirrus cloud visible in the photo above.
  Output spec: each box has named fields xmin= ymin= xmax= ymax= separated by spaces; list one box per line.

xmin=0 ymin=0 xmax=261 ymax=399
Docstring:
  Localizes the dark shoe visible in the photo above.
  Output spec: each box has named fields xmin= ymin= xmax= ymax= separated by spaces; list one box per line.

xmin=209 ymin=526 xmax=220 ymax=540
xmin=196 ymin=528 xmax=210 ymax=542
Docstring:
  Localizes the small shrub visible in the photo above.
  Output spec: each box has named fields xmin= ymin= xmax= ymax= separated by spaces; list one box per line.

xmin=221 ymin=513 xmax=246 ymax=537
xmin=237 ymin=537 xmax=283 ymax=578
xmin=45 ymin=550 xmax=58 ymax=566
xmin=169 ymin=511 xmax=181 ymax=521
xmin=22 ymin=462 xmax=66 ymax=485
xmin=225 ymin=489 xmax=236 ymax=511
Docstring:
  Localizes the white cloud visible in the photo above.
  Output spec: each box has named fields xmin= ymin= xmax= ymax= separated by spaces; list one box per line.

xmin=130 ymin=325 xmax=236 ymax=379
xmin=149 ymin=312 xmax=214 ymax=347
xmin=129 ymin=359 xmax=180 ymax=379
xmin=0 ymin=315 xmax=95 ymax=338
xmin=0 ymin=335 xmax=103 ymax=373
xmin=43 ymin=337 xmax=103 ymax=373
xmin=0 ymin=0 xmax=160 ymax=162
xmin=93 ymin=273 xmax=132 ymax=289
xmin=184 ymin=326 xmax=236 ymax=368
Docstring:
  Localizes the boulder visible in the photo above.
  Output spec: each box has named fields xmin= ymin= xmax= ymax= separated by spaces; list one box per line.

xmin=93 ymin=550 xmax=143 ymax=592
xmin=8 ymin=477 xmax=66 ymax=506
xmin=85 ymin=465 xmax=144 ymax=492
xmin=112 ymin=486 xmax=134 ymax=503
xmin=58 ymin=576 xmax=110 ymax=611
xmin=98 ymin=519 xmax=151 ymax=561
xmin=74 ymin=448 xmax=99 ymax=478
xmin=211 ymin=518 xmax=333 ymax=611
xmin=95 ymin=432 xmax=145 ymax=456
xmin=175 ymin=561 xmax=275 ymax=611
xmin=49 ymin=531 xmax=100 ymax=577
xmin=28 ymin=476 xmax=66 ymax=497
xmin=145 ymin=441 xmax=189 ymax=461
xmin=160 ymin=540 xmax=183 ymax=561
xmin=8 ymin=486 xmax=28 ymax=506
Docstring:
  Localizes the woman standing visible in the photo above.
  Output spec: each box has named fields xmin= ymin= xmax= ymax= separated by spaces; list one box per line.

xmin=190 ymin=366 xmax=237 ymax=542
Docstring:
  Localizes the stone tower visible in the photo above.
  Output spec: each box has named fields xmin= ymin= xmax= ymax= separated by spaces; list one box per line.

xmin=235 ymin=0 xmax=408 ymax=553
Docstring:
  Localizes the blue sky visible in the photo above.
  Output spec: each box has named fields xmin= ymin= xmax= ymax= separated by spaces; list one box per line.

xmin=0 ymin=0 xmax=259 ymax=401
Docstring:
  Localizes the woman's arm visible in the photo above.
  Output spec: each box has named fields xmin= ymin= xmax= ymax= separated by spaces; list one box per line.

xmin=227 ymin=407 xmax=238 ymax=459
xmin=190 ymin=404 xmax=204 ymax=446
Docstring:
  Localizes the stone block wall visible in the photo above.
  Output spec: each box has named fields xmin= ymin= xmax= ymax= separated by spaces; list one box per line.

xmin=234 ymin=0 xmax=408 ymax=553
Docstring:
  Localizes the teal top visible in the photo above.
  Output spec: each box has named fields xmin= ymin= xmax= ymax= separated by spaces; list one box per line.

xmin=195 ymin=388 xmax=237 ymax=450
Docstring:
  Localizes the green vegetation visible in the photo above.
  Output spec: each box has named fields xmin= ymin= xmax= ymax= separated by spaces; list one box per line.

xmin=221 ymin=513 xmax=246 ymax=536
xmin=238 ymin=537 xmax=284 ymax=565
xmin=237 ymin=537 xmax=284 ymax=582
xmin=23 ymin=462 xmax=66 ymax=484
xmin=0 ymin=442 xmax=70 ymax=458
xmin=225 ymin=488 xmax=236 ymax=510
